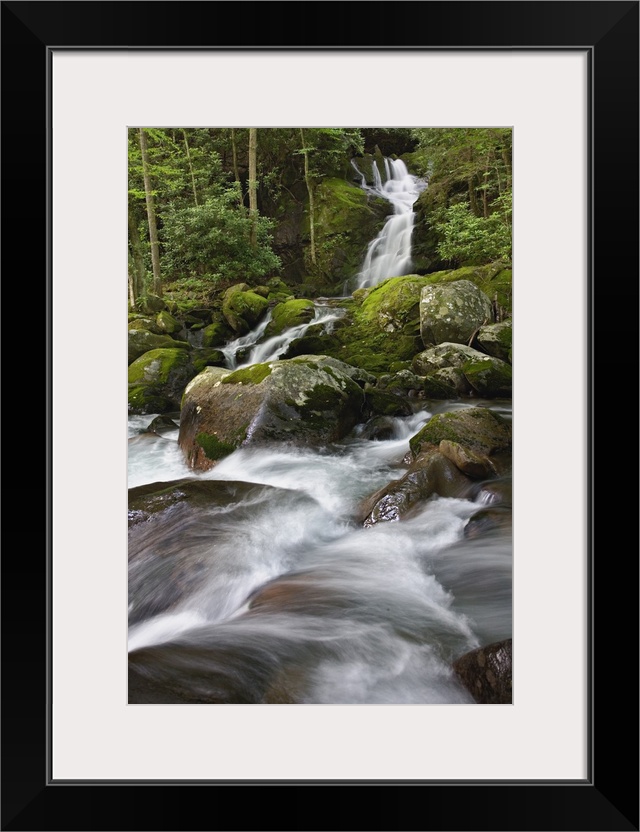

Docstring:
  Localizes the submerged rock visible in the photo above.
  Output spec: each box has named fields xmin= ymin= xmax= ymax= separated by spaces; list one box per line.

xmin=359 ymin=448 xmax=472 ymax=527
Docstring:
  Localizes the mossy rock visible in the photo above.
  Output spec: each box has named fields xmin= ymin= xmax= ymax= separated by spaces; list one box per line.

xmin=135 ymin=293 xmax=166 ymax=315
xmin=201 ymin=321 xmax=233 ymax=348
xmin=412 ymin=343 xmax=484 ymax=376
xmin=191 ymin=348 xmax=226 ymax=373
xmin=422 ymin=376 xmax=460 ymax=400
xmin=462 ymin=357 xmax=512 ymax=397
xmin=222 ymin=288 xmax=269 ymax=335
xmin=178 ymin=355 xmax=373 ymax=470
xmin=128 ymin=348 xmax=197 ymax=414
xmin=420 ymin=280 xmax=492 ymax=347
xmin=364 ymin=389 xmax=413 ymax=417
xmin=475 ymin=321 xmax=512 ymax=363
xmin=409 ymin=407 xmax=511 ymax=459
xmin=128 ymin=329 xmax=190 ymax=365
xmin=312 ymin=177 xmax=392 ymax=284
xmin=156 ymin=310 xmax=183 ymax=335
xmin=265 ymin=299 xmax=315 ymax=336
xmin=128 ymin=316 xmax=163 ymax=335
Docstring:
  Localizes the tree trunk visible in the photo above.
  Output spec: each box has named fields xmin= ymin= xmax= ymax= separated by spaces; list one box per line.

xmin=138 ymin=128 xmax=162 ymax=296
xmin=230 ymin=128 xmax=243 ymax=207
xmin=300 ymin=128 xmax=316 ymax=266
xmin=182 ymin=130 xmax=199 ymax=206
xmin=468 ymin=178 xmax=480 ymax=217
xmin=248 ymin=128 xmax=258 ymax=248
xmin=502 ymin=148 xmax=512 ymax=191
xmin=128 ymin=202 xmax=146 ymax=305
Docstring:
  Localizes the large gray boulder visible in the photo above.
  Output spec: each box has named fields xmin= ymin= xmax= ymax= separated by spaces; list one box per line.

xmin=178 ymin=355 xmax=374 ymax=470
xmin=420 ymin=280 xmax=492 ymax=347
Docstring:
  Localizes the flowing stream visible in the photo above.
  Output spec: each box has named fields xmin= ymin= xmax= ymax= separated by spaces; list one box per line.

xmin=128 ymin=397 xmax=512 ymax=704
xmin=347 ymin=157 xmax=426 ymax=293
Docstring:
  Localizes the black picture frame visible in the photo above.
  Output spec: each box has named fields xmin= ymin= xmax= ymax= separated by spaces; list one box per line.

xmin=2 ymin=2 xmax=638 ymax=830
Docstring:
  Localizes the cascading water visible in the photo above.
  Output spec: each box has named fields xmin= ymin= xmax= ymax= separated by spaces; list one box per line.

xmin=128 ymin=396 xmax=512 ymax=704
xmin=346 ymin=157 xmax=426 ymax=293
xmin=219 ymin=303 xmax=344 ymax=369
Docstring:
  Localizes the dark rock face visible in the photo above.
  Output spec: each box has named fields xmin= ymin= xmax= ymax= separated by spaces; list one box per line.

xmin=359 ymin=449 xmax=473 ymax=527
xmin=452 ymin=638 xmax=512 ymax=704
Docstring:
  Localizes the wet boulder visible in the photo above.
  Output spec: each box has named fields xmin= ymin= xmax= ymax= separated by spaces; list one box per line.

xmin=359 ymin=448 xmax=472 ymax=527
xmin=409 ymin=407 xmax=511 ymax=460
xmin=178 ymin=355 xmax=373 ymax=471
xmin=128 ymin=478 xmax=317 ymax=625
xmin=452 ymin=638 xmax=512 ymax=704
xmin=201 ymin=321 xmax=234 ymax=348
xmin=420 ymin=280 xmax=492 ymax=347
xmin=128 ymin=348 xmax=198 ymax=414
xmin=464 ymin=506 xmax=513 ymax=539
xmin=265 ymin=299 xmax=315 ymax=336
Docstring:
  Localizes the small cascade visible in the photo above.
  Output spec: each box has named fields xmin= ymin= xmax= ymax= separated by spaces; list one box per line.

xmin=347 ymin=157 xmax=426 ymax=293
xmin=221 ymin=304 xmax=345 ymax=370
xmin=218 ymin=312 xmax=273 ymax=369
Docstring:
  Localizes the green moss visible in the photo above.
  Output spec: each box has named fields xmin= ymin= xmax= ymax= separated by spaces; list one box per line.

xmin=266 ymin=299 xmax=315 ymax=336
xmin=195 ymin=432 xmax=237 ymax=461
xmin=128 ymin=384 xmax=173 ymax=414
xmin=128 ymin=348 xmax=190 ymax=385
xmin=221 ymin=363 xmax=272 ymax=385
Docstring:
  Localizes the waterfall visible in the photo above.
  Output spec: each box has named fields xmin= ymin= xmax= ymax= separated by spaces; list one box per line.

xmin=348 ymin=157 xmax=426 ymax=293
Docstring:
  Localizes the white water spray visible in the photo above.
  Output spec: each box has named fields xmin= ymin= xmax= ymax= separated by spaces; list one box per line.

xmin=349 ymin=158 xmax=426 ymax=292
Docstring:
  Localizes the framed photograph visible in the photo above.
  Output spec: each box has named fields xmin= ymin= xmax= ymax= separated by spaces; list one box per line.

xmin=3 ymin=1 xmax=637 ymax=830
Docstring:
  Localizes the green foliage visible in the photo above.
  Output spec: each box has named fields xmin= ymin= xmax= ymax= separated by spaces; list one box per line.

xmin=434 ymin=191 xmax=512 ymax=264
xmin=161 ymin=191 xmax=281 ymax=282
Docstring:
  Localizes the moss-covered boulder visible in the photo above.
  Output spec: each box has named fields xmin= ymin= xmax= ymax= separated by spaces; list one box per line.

xmin=452 ymin=639 xmax=512 ymax=704
xmin=128 ymin=316 xmax=163 ymax=335
xmin=420 ymin=280 xmax=492 ymax=347
xmin=191 ymin=348 xmax=226 ymax=373
xmin=128 ymin=348 xmax=197 ymax=414
xmin=221 ymin=285 xmax=270 ymax=335
xmin=412 ymin=343 xmax=485 ymax=376
xmin=155 ymin=310 xmax=183 ymax=335
xmin=462 ymin=356 xmax=512 ymax=397
xmin=135 ymin=293 xmax=165 ymax=315
xmin=178 ymin=355 xmax=375 ymax=470
xmin=128 ymin=329 xmax=190 ymax=365
xmin=201 ymin=321 xmax=233 ymax=348
xmin=359 ymin=448 xmax=473 ymax=527
xmin=265 ymin=299 xmax=315 ymax=336
xmin=376 ymin=370 xmax=426 ymax=398
xmin=409 ymin=407 xmax=512 ymax=463
xmin=475 ymin=321 xmax=512 ymax=363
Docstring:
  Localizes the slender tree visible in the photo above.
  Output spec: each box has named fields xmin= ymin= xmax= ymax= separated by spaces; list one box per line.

xmin=248 ymin=128 xmax=258 ymax=248
xmin=128 ymin=201 xmax=146 ymax=305
xmin=299 ymin=128 xmax=316 ymax=266
xmin=182 ymin=130 xmax=199 ymax=206
xmin=138 ymin=128 xmax=162 ymax=296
